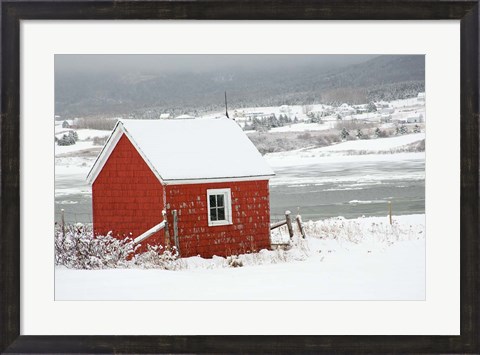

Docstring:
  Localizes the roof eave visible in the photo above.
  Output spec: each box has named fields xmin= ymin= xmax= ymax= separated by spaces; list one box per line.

xmin=163 ymin=174 xmax=275 ymax=186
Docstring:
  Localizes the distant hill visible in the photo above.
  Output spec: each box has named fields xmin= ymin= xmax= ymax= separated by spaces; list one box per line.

xmin=55 ymin=55 xmax=424 ymax=118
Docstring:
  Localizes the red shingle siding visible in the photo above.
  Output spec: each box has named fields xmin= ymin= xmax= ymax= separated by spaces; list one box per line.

xmin=92 ymin=134 xmax=165 ymax=252
xmin=166 ymin=180 xmax=271 ymax=258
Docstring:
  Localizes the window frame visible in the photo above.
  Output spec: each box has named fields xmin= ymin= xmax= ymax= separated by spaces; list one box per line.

xmin=207 ymin=188 xmax=233 ymax=226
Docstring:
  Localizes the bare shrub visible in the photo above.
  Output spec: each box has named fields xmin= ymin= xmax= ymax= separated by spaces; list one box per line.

xmin=227 ymin=255 xmax=244 ymax=268
xmin=133 ymin=245 xmax=181 ymax=270
xmin=54 ymin=224 xmax=138 ymax=269
xmin=55 ymin=224 xmax=182 ymax=270
xmin=93 ymin=136 xmax=108 ymax=146
xmin=75 ymin=117 xmax=117 ymax=130
xmin=297 ymin=132 xmax=312 ymax=140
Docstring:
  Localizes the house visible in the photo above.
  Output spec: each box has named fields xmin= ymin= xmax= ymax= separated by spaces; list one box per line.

xmin=337 ymin=103 xmax=355 ymax=116
xmin=62 ymin=119 xmax=74 ymax=128
xmin=159 ymin=113 xmax=171 ymax=119
xmin=407 ymin=113 xmax=424 ymax=123
xmin=86 ymin=118 xmax=275 ymax=258
xmin=417 ymin=92 xmax=426 ymax=102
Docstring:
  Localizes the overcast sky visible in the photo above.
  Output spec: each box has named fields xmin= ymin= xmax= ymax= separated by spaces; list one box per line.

xmin=55 ymin=54 xmax=378 ymax=74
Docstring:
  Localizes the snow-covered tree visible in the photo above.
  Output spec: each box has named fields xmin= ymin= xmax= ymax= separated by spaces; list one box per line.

xmin=57 ymin=133 xmax=76 ymax=146
xmin=396 ymin=125 xmax=408 ymax=135
xmin=367 ymin=101 xmax=377 ymax=112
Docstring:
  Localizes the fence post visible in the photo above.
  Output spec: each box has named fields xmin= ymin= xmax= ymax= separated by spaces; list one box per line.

xmin=285 ymin=210 xmax=294 ymax=239
xmin=388 ymin=201 xmax=392 ymax=225
xmin=172 ymin=210 xmax=180 ymax=257
xmin=163 ymin=210 xmax=170 ymax=248
xmin=296 ymin=215 xmax=306 ymax=239
xmin=61 ymin=209 xmax=65 ymax=238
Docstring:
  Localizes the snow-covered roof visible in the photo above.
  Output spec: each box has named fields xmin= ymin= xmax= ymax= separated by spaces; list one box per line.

xmin=87 ymin=118 xmax=275 ymax=184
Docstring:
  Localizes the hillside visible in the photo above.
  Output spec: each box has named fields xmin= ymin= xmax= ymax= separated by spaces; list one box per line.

xmin=55 ymin=55 xmax=424 ymax=118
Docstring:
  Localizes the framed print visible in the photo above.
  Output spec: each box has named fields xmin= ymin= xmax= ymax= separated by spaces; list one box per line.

xmin=1 ymin=0 xmax=479 ymax=353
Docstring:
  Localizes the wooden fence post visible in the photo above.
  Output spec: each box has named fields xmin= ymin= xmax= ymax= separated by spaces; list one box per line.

xmin=61 ymin=208 xmax=65 ymax=238
xmin=163 ymin=210 xmax=170 ymax=248
xmin=285 ymin=210 xmax=294 ymax=239
xmin=388 ymin=201 xmax=392 ymax=225
xmin=172 ymin=210 xmax=180 ymax=257
xmin=296 ymin=215 xmax=306 ymax=239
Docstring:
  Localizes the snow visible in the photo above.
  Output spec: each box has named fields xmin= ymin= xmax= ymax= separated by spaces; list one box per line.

xmin=55 ymin=141 xmax=96 ymax=155
xmin=55 ymin=129 xmax=110 ymax=156
xmin=55 ymin=214 xmax=425 ymax=301
xmin=55 ymin=129 xmax=110 ymax=141
xmin=265 ymin=133 xmax=425 ymax=169
xmin=269 ymin=122 xmax=335 ymax=133
xmin=111 ymin=119 xmax=275 ymax=181
xmin=74 ymin=129 xmax=110 ymax=141
xmin=313 ymin=133 xmax=424 ymax=153
xmin=55 ymin=156 xmax=95 ymax=196
xmin=175 ymin=114 xmax=195 ymax=119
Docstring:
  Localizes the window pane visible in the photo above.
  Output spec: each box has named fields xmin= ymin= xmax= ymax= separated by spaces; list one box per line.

xmin=217 ymin=194 xmax=224 ymax=207
xmin=210 ymin=208 xmax=217 ymax=221
xmin=217 ymin=207 xmax=225 ymax=221
xmin=209 ymin=195 xmax=216 ymax=207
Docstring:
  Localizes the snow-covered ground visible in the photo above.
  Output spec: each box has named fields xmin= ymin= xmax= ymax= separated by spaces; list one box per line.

xmin=265 ymin=133 xmax=425 ymax=169
xmin=55 ymin=214 xmax=425 ymax=301
xmin=55 ymin=128 xmax=110 ymax=141
xmin=313 ymin=132 xmax=424 ymax=152
xmin=54 ymin=129 xmax=109 ymax=197
xmin=269 ymin=121 xmax=336 ymax=133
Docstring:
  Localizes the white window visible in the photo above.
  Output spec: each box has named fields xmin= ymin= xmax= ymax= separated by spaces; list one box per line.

xmin=207 ymin=188 xmax=232 ymax=226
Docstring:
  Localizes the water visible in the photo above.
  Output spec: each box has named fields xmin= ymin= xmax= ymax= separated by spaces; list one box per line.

xmin=270 ymin=159 xmax=424 ymax=221
xmin=55 ymin=159 xmax=425 ymax=224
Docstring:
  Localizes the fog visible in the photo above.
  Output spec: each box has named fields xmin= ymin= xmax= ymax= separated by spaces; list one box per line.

xmin=55 ymin=54 xmax=377 ymax=74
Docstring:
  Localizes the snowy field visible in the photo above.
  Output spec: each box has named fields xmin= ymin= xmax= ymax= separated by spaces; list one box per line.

xmin=265 ymin=132 xmax=425 ymax=169
xmin=269 ymin=121 xmax=336 ymax=133
xmin=55 ymin=214 xmax=425 ymax=301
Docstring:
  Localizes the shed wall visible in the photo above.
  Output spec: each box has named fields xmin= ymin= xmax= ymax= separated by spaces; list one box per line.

xmin=166 ymin=180 xmax=271 ymax=258
xmin=92 ymin=134 xmax=165 ymax=252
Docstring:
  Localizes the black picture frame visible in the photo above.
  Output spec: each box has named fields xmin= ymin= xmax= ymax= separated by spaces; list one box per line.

xmin=1 ymin=1 xmax=478 ymax=353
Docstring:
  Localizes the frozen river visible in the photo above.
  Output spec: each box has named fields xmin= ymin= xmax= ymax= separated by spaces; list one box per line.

xmin=269 ymin=158 xmax=424 ymax=221
xmin=55 ymin=154 xmax=424 ymax=224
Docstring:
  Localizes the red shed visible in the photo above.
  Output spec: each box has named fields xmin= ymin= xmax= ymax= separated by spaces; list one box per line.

xmin=87 ymin=118 xmax=275 ymax=258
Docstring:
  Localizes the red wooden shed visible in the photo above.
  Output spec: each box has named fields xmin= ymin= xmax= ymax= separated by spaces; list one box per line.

xmin=87 ymin=118 xmax=275 ymax=258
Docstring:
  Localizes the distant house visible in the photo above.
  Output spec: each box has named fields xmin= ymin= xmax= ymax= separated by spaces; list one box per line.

xmin=159 ymin=113 xmax=171 ymax=119
xmin=407 ymin=113 xmax=424 ymax=123
xmin=338 ymin=103 xmax=355 ymax=116
xmin=87 ymin=118 xmax=275 ymax=258
xmin=353 ymin=104 xmax=368 ymax=113
xmin=417 ymin=92 xmax=426 ymax=102
xmin=62 ymin=120 xmax=75 ymax=128
xmin=375 ymin=101 xmax=390 ymax=109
